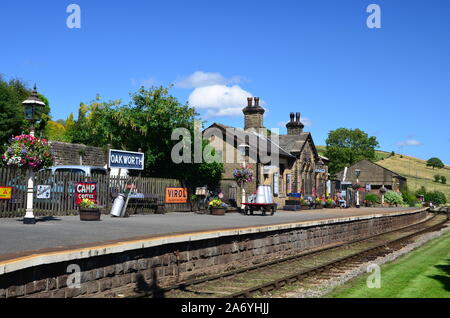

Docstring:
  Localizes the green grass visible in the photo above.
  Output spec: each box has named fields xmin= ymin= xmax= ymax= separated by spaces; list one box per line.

xmin=326 ymin=231 xmax=450 ymax=298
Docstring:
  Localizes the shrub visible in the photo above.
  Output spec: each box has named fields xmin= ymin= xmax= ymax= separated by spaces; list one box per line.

xmin=384 ymin=191 xmax=404 ymax=206
xmin=415 ymin=186 xmax=427 ymax=197
xmin=441 ymin=176 xmax=447 ymax=184
xmin=434 ymin=174 xmax=441 ymax=183
xmin=365 ymin=193 xmax=380 ymax=204
xmin=424 ymin=191 xmax=447 ymax=205
xmin=401 ymin=187 xmax=419 ymax=207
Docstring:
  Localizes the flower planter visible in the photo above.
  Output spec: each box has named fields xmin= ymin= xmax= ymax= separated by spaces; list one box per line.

xmin=301 ymin=204 xmax=311 ymax=210
xmin=325 ymin=205 xmax=335 ymax=209
xmin=210 ymin=207 xmax=226 ymax=215
xmin=314 ymin=204 xmax=323 ymax=209
xmin=79 ymin=208 xmax=101 ymax=221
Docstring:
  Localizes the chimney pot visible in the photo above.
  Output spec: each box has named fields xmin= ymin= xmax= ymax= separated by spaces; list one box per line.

xmin=254 ymin=97 xmax=260 ymax=107
xmin=290 ymin=113 xmax=295 ymax=123
xmin=296 ymin=112 xmax=300 ymax=123
xmin=247 ymin=97 xmax=253 ymax=107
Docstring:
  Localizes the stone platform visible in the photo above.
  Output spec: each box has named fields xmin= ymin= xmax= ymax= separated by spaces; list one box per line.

xmin=0 ymin=207 xmax=429 ymax=298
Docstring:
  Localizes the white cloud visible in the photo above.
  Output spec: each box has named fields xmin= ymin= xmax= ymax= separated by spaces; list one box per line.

xmin=397 ymin=139 xmax=422 ymax=147
xmin=188 ymin=84 xmax=254 ymax=118
xmin=175 ymin=71 xmax=244 ymax=89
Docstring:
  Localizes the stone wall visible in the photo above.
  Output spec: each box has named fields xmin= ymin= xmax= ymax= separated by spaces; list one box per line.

xmin=49 ymin=141 xmax=108 ymax=167
xmin=0 ymin=210 xmax=427 ymax=298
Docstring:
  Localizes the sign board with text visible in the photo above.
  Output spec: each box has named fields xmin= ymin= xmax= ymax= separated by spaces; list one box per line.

xmin=165 ymin=187 xmax=188 ymax=204
xmin=108 ymin=149 xmax=145 ymax=170
xmin=75 ymin=182 xmax=97 ymax=205
xmin=0 ymin=187 xmax=12 ymax=200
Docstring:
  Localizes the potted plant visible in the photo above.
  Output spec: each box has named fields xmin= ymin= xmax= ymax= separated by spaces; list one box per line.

xmin=314 ymin=197 xmax=324 ymax=209
xmin=209 ymin=198 xmax=226 ymax=215
xmin=325 ymin=198 xmax=336 ymax=208
xmin=79 ymin=199 xmax=101 ymax=221
xmin=300 ymin=198 xmax=311 ymax=210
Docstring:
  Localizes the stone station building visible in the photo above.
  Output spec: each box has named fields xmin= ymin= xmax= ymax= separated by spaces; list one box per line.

xmin=204 ymin=97 xmax=328 ymax=207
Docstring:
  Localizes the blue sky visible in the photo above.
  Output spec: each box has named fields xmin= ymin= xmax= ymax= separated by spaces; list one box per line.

xmin=1 ymin=0 xmax=449 ymax=164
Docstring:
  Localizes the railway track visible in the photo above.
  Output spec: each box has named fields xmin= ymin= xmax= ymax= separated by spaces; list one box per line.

xmin=123 ymin=213 xmax=448 ymax=299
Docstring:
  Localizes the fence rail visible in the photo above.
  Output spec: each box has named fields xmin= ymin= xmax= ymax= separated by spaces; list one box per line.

xmin=0 ymin=167 xmax=191 ymax=218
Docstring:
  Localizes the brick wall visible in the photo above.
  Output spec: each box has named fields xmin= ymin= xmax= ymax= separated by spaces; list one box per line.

xmin=49 ymin=141 xmax=108 ymax=167
xmin=0 ymin=210 xmax=427 ymax=298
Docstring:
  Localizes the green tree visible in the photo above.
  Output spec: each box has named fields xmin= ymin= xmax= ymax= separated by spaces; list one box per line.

xmin=441 ymin=176 xmax=447 ymax=184
xmin=426 ymin=157 xmax=444 ymax=169
xmin=65 ymin=86 xmax=224 ymax=186
xmin=434 ymin=174 xmax=441 ymax=183
xmin=0 ymin=77 xmax=51 ymax=148
xmin=325 ymin=128 xmax=379 ymax=175
xmin=0 ymin=77 xmax=24 ymax=146
xmin=44 ymin=121 xmax=67 ymax=142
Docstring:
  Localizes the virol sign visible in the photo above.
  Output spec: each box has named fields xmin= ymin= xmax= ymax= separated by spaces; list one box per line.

xmin=165 ymin=187 xmax=188 ymax=204
xmin=75 ymin=182 xmax=97 ymax=205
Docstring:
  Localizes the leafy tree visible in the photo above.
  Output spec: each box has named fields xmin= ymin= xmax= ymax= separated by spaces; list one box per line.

xmin=401 ymin=186 xmax=419 ymax=207
xmin=44 ymin=121 xmax=67 ymax=142
xmin=0 ymin=77 xmax=51 ymax=148
xmin=415 ymin=186 xmax=427 ymax=197
xmin=441 ymin=176 xmax=447 ymax=184
xmin=426 ymin=157 xmax=444 ymax=169
xmin=434 ymin=174 xmax=441 ymax=183
xmin=325 ymin=128 xmax=379 ymax=175
xmin=424 ymin=191 xmax=447 ymax=205
xmin=65 ymin=86 xmax=224 ymax=186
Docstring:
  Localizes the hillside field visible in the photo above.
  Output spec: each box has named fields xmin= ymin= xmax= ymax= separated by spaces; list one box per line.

xmin=317 ymin=146 xmax=450 ymax=202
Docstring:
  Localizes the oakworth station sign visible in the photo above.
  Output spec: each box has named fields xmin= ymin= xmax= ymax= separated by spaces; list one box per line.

xmin=108 ymin=149 xmax=145 ymax=170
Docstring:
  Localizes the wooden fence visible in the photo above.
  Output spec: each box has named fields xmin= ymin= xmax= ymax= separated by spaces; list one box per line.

xmin=0 ymin=167 xmax=191 ymax=218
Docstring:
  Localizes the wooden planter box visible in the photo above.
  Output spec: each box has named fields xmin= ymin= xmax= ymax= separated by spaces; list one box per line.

xmin=210 ymin=207 xmax=226 ymax=215
xmin=79 ymin=208 xmax=101 ymax=221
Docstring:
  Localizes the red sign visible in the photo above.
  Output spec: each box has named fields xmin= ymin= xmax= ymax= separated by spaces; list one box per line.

xmin=75 ymin=182 xmax=97 ymax=205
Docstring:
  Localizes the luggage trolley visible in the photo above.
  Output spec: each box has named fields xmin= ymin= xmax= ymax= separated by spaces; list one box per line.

xmin=242 ymin=185 xmax=277 ymax=216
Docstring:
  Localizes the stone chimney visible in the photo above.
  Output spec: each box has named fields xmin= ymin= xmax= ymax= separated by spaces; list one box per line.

xmin=243 ymin=97 xmax=265 ymax=131
xmin=286 ymin=112 xmax=304 ymax=135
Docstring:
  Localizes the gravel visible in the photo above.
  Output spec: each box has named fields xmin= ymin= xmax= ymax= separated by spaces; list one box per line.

xmin=281 ymin=223 xmax=450 ymax=298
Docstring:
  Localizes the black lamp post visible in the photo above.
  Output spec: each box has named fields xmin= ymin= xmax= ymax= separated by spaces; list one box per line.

xmin=22 ymin=84 xmax=45 ymax=224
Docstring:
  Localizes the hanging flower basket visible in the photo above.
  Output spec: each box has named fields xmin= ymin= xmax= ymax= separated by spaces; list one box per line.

xmin=2 ymin=135 xmax=53 ymax=171
xmin=233 ymin=165 xmax=254 ymax=187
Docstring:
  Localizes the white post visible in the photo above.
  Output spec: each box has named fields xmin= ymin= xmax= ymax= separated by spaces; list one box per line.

xmin=24 ymin=129 xmax=36 ymax=224
xmin=356 ymin=177 xmax=360 ymax=208
xmin=241 ymin=160 xmax=246 ymax=205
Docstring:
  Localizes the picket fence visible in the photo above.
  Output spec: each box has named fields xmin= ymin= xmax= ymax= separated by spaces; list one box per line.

xmin=0 ymin=167 xmax=191 ymax=218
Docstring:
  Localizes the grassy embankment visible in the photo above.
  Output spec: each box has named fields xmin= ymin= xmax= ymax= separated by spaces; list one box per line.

xmin=326 ymin=230 xmax=450 ymax=298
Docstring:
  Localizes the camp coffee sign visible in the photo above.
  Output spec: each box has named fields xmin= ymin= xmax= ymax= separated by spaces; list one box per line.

xmin=109 ymin=149 xmax=145 ymax=170
xmin=75 ymin=182 xmax=97 ymax=205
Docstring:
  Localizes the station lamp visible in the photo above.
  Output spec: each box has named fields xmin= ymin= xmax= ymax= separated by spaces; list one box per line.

xmin=22 ymin=84 xmax=46 ymax=224
xmin=22 ymin=84 xmax=45 ymax=137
